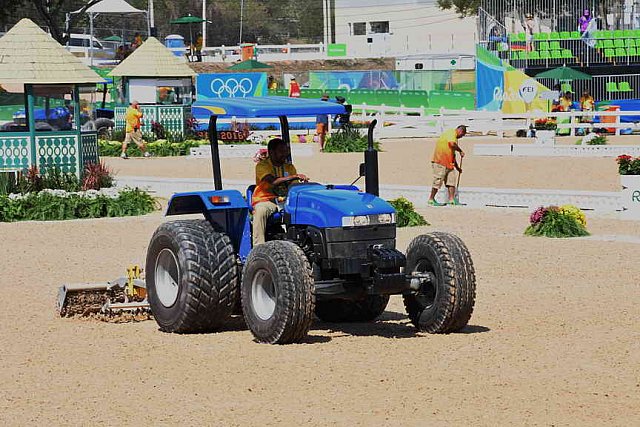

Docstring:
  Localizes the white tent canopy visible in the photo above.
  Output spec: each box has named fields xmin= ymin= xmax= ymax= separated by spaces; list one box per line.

xmin=69 ymin=0 xmax=149 ymax=66
xmin=74 ymin=0 xmax=145 ymax=14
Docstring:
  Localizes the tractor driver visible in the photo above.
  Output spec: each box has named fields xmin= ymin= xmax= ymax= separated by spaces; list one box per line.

xmin=252 ymin=138 xmax=308 ymax=246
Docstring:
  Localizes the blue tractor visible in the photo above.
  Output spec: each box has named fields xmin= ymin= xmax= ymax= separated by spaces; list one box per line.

xmin=145 ymin=97 xmax=476 ymax=344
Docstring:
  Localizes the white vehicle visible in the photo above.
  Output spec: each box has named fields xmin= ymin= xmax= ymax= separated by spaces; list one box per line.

xmin=65 ymin=34 xmax=112 ymax=57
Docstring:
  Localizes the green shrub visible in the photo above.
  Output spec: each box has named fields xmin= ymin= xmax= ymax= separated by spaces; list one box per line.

xmin=98 ymin=139 xmax=204 ymax=157
xmin=0 ymin=188 xmax=157 ymax=222
xmin=525 ymin=205 xmax=589 ymax=238
xmin=388 ymin=197 xmax=429 ymax=227
xmin=323 ymin=125 xmax=381 ymax=153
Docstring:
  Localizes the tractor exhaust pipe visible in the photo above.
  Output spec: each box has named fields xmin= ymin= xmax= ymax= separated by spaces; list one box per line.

xmin=208 ymin=115 xmax=223 ymax=190
xmin=364 ymin=119 xmax=379 ymax=196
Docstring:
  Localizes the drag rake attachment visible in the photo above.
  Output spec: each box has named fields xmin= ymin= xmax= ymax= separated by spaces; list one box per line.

xmin=57 ymin=266 xmax=151 ymax=323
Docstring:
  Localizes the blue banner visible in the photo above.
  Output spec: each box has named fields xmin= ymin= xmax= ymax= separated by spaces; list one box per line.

xmin=197 ymin=73 xmax=267 ymax=100
xmin=476 ymin=60 xmax=503 ymax=111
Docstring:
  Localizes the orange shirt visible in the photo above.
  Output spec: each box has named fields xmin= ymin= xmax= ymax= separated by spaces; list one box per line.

xmin=252 ymin=157 xmax=297 ymax=206
xmin=432 ymin=128 xmax=457 ymax=169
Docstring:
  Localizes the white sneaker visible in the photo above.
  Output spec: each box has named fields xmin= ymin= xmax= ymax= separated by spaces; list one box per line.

xmin=120 ymin=152 xmax=128 ymax=159
xmin=144 ymin=152 xmax=151 ymax=158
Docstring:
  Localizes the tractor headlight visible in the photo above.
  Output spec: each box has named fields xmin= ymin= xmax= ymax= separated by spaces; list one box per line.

xmin=378 ymin=213 xmax=394 ymax=224
xmin=342 ymin=213 xmax=395 ymax=227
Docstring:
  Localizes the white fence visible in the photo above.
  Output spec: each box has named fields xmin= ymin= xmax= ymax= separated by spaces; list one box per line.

xmin=351 ymin=106 xmax=640 ymax=138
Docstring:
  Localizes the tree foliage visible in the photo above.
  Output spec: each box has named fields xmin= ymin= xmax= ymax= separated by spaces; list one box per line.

xmin=1 ymin=0 xmax=324 ymax=46
xmin=437 ymin=0 xmax=480 ymax=17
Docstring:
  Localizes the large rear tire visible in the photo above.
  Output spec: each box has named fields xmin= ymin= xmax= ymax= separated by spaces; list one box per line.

xmin=315 ymin=295 xmax=389 ymax=323
xmin=145 ymin=220 xmax=239 ymax=333
xmin=241 ymin=241 xmax=315 ymax=344
xmin=403 ymin=232 xmax=476 ymax=333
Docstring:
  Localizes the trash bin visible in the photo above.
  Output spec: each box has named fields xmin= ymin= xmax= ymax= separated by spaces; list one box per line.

xmin=241 ymin=43 xmax=255 ymax=61
xmin=599 ymin=105 xmax=620 ymax=134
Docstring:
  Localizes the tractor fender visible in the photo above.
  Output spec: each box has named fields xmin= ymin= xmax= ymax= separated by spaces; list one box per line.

xmin=166 ymin=190 xmax=251 ymax=260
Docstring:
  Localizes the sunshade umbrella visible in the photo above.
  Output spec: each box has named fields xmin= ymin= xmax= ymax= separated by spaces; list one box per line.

xmin=535 ymin=66 xmax=592 ymax=81
xmin=227 ymin=59 xmax=274 ymax=70
xmin=170 ymin=14 xmax=206 ymax=48
xmin=103 ymin=35 xmax=123 ymax=42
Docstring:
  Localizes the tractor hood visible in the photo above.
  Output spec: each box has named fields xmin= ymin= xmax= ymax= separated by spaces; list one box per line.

xmin=286 ymin=184 xmax=395 ymax=228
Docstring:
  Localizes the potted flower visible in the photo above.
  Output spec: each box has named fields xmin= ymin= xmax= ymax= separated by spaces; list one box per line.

xmin=617 ymin=155 xmax=640 ymax=219
xmin=533 ymin=118 xmax=557 ymax=145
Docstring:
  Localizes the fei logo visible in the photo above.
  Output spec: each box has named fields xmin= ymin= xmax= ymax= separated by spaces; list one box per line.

xmin=518 ymin=79 xmax=538 ymax=104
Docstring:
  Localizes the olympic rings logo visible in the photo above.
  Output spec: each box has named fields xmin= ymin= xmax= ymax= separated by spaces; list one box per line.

xmin=209 ymin=77 xmax=254 ymax=98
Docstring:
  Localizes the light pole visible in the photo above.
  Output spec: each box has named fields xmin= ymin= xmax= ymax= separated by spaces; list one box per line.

xmin=239 ymin=0 xmax=244 ymax=45
xmin=149 ymin=0 xmax=155 ymax=36
xmin=202 ymin=0 xmax=207 ymax=49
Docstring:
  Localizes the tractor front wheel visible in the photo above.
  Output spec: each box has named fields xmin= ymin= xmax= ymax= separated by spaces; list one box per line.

xmin=241 ymin=241 xmax=315 ymax=344
xmin=145 ymin=220 xmax=239 ymax=333
xmin=403 ymin=232 xmax=476 ymax=333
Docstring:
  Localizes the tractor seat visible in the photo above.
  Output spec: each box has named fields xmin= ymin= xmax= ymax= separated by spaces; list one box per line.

xmin=245 ymin=185 xmax=283 ymax=222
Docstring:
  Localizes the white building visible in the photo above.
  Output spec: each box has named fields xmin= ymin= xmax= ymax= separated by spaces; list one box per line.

xmin=332 ymin=0 xmax=477 ymax=57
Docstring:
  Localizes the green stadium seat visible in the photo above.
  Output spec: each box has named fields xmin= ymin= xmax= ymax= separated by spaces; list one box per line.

xmin=628 ymin=47 xmax=638 ymax=56
xmin=614 ymin=30 xmax=624 ymax=38
xmin=615 ymin=47 xmax=627 ymax=56
xmin=561 ymin=49 xmax=573 ymax=59
xmin=624 ymin=29 xmax=634 ymax=37
xmin=510 ymin=51 xmax=519 ymax=60
xmin=549 ymin=32 xmax=559 ymax=40
xmin=614 ymin=39 xmax=625 ymax=48
xmin=508 ymin=33 xmax=518 ymax=43
xmin=517 ymin=32 xmax=526 ymax=42
xmin=540 ymin=50 xmax=551 ymax=60
xmin=619 ymin=81 xmax=633 ymax=92
xmin=604 ymin=48 xmax=615 ymax=58
xmin=595 ymin=40 xmax=604 ymax=49
xmin=560 ymin=31 xmax=570 ymax=39
xmin=561 ymin=83 xmax=572 ymax=93
xmin=634 ymin=29 xmax=640 ymax=37
xmin=518 ymin=51 xmax=527 ymax=60
xmin=539 ymin=41 xmax=550 ymax=50
xmin=625 ymin=38 xmax=635 ymax=47
xmin=529 ymin=51 xmax=540 ymax=60
xmin=375 ymin=89 xmax=400 ymax=106
xmin=606 ymin=82 xmax=619 ymax=92
xmin=570 ymin=31 xmax=580 ymax=39
xmin=634 ymin=39 xmax=640 ymax=47
xmin=538 ymin=32 xmax=549 ymax=40
xmin=603 ymin=30 xmax=614 ymax=38
xmin=533 ymin=32 xmax=544 ymax=40
xmin=551 ymin=50 xmax=562 ymax=59
xmin=550 ymin=41 xmax=561 ymax=50
xmin=594 ymin=30 xmax=605 ymax=39
xmin=603 ymin=39 xmax=614 ymax=49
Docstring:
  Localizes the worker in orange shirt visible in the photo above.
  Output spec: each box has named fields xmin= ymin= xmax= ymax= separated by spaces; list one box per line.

xmin=428 ymin=125 xmax=466 ymax=206
xmin=121 ymin=101 xmax=149 ymax=158
xmin=251 ymin=138 xmax=308 ymax=245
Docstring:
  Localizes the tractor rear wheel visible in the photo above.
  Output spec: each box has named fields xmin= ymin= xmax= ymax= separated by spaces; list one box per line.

xmin=315 ymin=295 xmax=389 ymax=323
xmin=241 ymin=241 xmax=315 ymax=344
xmin=403 ymin=232 xmax=476 ymax=333
xmin=145 ymin=220 xmax=239 ymax=333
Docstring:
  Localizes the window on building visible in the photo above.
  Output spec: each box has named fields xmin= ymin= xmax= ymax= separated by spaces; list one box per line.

xmin=370 ymin=21 xmax=389 ymax=34
xmin=353 ymin=22 xmax=366 ymax=36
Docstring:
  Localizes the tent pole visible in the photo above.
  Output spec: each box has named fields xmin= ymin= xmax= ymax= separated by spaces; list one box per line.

xmin=89 ymin=13 xmax=94 ymax=67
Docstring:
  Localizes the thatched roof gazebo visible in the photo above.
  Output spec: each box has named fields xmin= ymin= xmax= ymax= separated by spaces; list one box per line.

xmin=110 ymin=37 xmax=195 ymax=138
xmin=0 ymin=18 xmax=104 ymax=175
